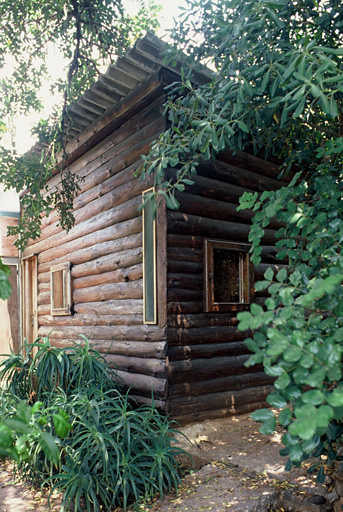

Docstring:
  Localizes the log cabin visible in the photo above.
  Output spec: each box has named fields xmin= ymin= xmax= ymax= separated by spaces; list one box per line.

xmin=21 ymin=32 xmax=287 ymax=424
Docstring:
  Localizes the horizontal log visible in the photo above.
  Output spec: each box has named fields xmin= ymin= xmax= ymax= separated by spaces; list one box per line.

xmin=114 ymin=370 xmax=167 ymax=398
xmin=167 ymin=234 xmax=203 ymax=249
xmin=197 ymin=158 xmax=288 ymax=191
xmin=167 ymin=247 xmax=203 ymax=263
xmin=73 ymin=263 xmax=143 ymax=290
xmin=218 ymin=150 xmax=284 ymax=180
xmin=38 ymin=215 xmax=141 ymax=265
xmin=172 ymin=400 xmax=269 ymax=425
xmin=168 ymin=354 xmax=257 ymax=384
xmin=169 ymin=371 xmax=274 ymax=398
xmin=74 ymin=299 xmax=143 ymax=315
xmin=167 ymin=302 xmax=203 ymax=315
xmin=72 ymin=246 xmax=142 ymax=279
xmin=0 ymin=217 xmax=18 ymax=258
xmin=90 ymin=340 xmax=167 ymax=359
xmin=168 ymin=314 xmax=238 ymax=329
xmin=39 ymin=313 xmax=142 ymax=327
xmin=166 ymin=169 xmax=253 ymax=204
xmin=167 ymin=260 xmax=203 ymax=274
xmin=167 ymin=288 xmax=203 ymax=302
xmin=28 ymin=195 xmax=141 ymax=257
xmin=168 ymin=326 xmax=247 ymax=346
xmin=167 ymin=212 xmax=277 ymax=244
xmin=129 ymin=394 xmax=166 ymax=412
xmin=39 ymin=324 xmax=165 ymax=341
xmin=39 ymin=233 xmax=142 ymax=276
xmin=168 ymin=385 xmax=274 ymax=416
xmin=168 ymin=341 xmax=248 ymax=361
xmin=176 ymin=191 xmax=281 ymax=230
xmin=167 ymin=273 xmax=203 ymax=290
xmin=107 ymin=354 xmax=166 ymax=378
xmin=73 ymin=279 xmax=142 ymax=303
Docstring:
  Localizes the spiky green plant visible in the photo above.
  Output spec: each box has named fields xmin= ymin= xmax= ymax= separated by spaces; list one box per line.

xmin=0 ymin=335 xmax=187 ymax=511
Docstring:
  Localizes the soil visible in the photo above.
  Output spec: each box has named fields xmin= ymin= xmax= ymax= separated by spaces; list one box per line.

xmin=0 ymin=413 xmax=339 ymax=512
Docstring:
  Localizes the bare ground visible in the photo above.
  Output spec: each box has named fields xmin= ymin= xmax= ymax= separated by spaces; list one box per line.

xmin=0 ymin=414 xmax=339 ymax=512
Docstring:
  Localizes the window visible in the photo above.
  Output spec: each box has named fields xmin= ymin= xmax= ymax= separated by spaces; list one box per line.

xmin=205 ymin=240 xmax=252 ymax=312
xmin=142 ymin=188 xmax=156 ymax=324
xmin=50 ymin=262 xmax=72 ymax=316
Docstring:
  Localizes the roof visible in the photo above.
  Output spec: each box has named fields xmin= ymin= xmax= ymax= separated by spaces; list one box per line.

xmin=31 ymin=32 xmax=210 ymax=157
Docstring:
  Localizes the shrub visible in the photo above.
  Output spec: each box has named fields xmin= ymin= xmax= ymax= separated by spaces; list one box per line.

xmin=0 ymin=335 xmax=185 ymax=511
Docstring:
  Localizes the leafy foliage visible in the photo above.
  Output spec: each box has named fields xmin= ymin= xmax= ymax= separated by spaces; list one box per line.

xmin=0 ymin=336 xmax=185 ymax=510
xmin=139 ymin=0 xmax=343 ymax=478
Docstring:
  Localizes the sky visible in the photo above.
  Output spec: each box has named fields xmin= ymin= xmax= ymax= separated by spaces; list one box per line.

xmin=0 ymin=0 xmax=187 ymax=212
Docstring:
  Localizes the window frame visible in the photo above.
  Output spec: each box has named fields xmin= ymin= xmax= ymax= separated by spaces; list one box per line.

xmin=142 ymin=188 xmax=157 ymax=325
xmin=204 ymin=239 xmax=253 ymax=312
xmin=50 ymin=262 xmax=72 ymax=316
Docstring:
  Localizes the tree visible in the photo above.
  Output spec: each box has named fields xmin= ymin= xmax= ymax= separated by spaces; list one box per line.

xmin=140 ymin=0 xmax=343 ymax=477
xmin=0 ymin=0 xmax=161 ymax=298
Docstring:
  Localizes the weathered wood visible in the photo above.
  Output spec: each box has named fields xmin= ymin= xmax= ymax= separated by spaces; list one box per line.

xmin=38 ymin=210 xmax=142 ymax=265
xmin=26 ymin=195 xmax=141 ymax=258
xmin=167 ymin=234 xmax=203 ymax=249
xmin=168 ymin=314 xmax=238 ymax=329
xmin=89 ymin=340 xmax=167 ymax=359
xmin=219 ymin=150 xmax=284 ymax=180
xmin=172 ymin=400 xmax=269 ymax=424
xmin=167 ymin=212 xmax=277 ymax=244
xmin=74 ymin=299 xmax=143 ymax=315
xmin=166 ymin=169 xmax=254 ymax=204
xmin=168 ymin=385 xmax=274 ymax=415
xmin=196 ymin=158 xmax=288 ymax=191
xmin=129 ymin=395 xmax=166 ymax=411
xmin=169 ymin=401 xmax=269 ymax=425
xmin=167 ymin=260 xmax=203 ymax=274
xmin=168 ymin=341 xmax=248 ymax=361
xmin=168 ymin=326 xmax=247 ymax=346
xmin=39 ymin=313 xmax=142 ymax=327
xmin=73 ymin=264 xmax=143 ymax=290
xmin=169 ymin=371 xmax=273 ymax=398
xmin=167 ymin=289 xmax=203 ymax=302
xmin=167 ymin=301 xmax=203 ymax=315
xmin=72 ymin=247 xmax=143 ymax=279
xmin=168 ymin=355 xmax=258 ymax=383
xmin=167 ymin=247 xmax=203 ymax=262
xmin=73 ymin=280 xmax=143 ymax=303
xmin=175 ymin=191 xmax=281 ymax=230
xmin=107 ymin=354 xmax=166 ymax=378
xmin=40 ymin=324 xmax=165 ymax=341
xmin=167 ymin=273 xmax=203 ymax=290
xmin=40 ymin=234 xmax=142 ymax=276
xmin=114 ymin=370 xmax=167 ymax=398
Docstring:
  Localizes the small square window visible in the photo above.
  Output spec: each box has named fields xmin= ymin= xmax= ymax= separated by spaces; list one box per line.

xmin=50 ymin=262 xmax=72 ymax=316
xmin=205 ymin=240 xmax=253 ymax=312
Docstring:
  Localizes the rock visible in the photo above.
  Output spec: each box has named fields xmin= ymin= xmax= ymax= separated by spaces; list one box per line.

xmin=308 ymin=494 xmax=326 ymax=505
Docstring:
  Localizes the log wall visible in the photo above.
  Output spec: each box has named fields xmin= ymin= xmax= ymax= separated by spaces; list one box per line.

xmin=23 ymin=93 xmax=168 ymax=407
xmin=166 ymin=153 xmax=286 ymax=423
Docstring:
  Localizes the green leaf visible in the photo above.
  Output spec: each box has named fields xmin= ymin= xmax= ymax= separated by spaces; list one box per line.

xmin=288 ymin=418 xmax=316 ymax=440
xmin=39 ymin=431 xmax=59 ymax=466
xmin=260 ymin=415 xmax=276 ymax=435
xmin=327 ymin=390 xmax=343 ymax=407
xmin=274 ymin=372 xmax=291 ymax=390
xmin=250 ymin=408 xmax=275 ymax=422
xmin=283 ymin=345 xmax=302 ymax=362
xmin=302 ymin=390 xmax=325 ymax=406
xmin=267 ymin=392 xmax=287 ymax=408
xmin=53 ymin=414 xmax=72 ymax=439
xmin=264 ymin=267 xmax=274 ymax=281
